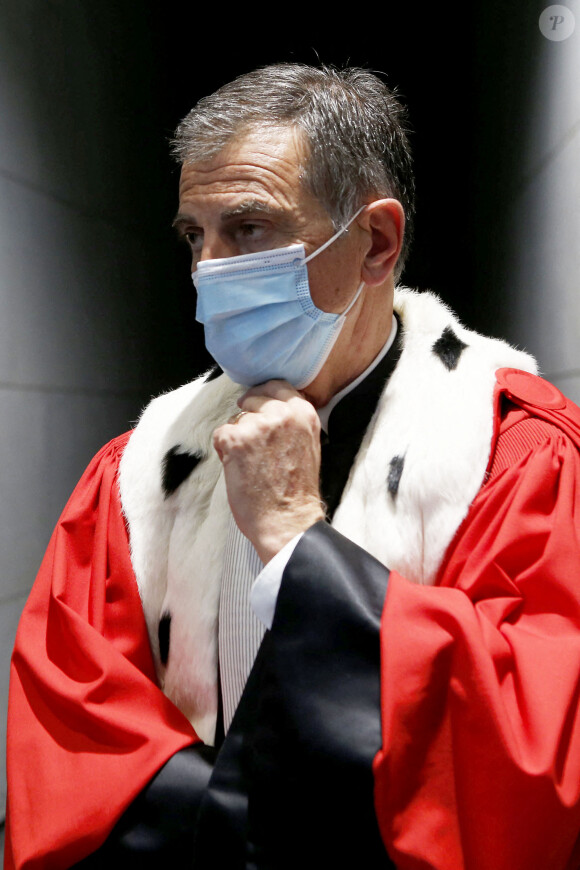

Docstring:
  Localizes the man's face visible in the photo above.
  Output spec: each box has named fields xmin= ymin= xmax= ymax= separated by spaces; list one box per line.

xmin=174 ymin=126 xmax=367 ymax=316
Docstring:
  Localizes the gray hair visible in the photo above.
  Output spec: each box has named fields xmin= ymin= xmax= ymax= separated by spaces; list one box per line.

xmin=172 ymin=63 xmax=415 ymax=280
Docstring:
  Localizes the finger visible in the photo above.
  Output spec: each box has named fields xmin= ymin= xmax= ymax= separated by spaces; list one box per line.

xmin=212 ymin=430 xmax=225 ymax=461
xmin=238 ymin=394 xmax=277 ymax=414
xmin=239 ymin=392 xmax=317 ymax=423
xmin=239 ymin=395 xmax=321 ymax=439
xmin=213 ymin=422 xmax=245 ymax=460
xmin=239 ymin=379 xmax=304 ymax=405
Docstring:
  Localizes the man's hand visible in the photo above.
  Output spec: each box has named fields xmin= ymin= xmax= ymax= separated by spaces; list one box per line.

xmin=213 ymin=380 xmax=325 ymax=563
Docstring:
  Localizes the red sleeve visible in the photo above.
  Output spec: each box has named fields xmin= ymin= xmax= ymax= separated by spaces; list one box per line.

xmin=5 ymin=434 xmax=197 ymax=870
xmin=374 ymin=414 xmax=580 ymax=868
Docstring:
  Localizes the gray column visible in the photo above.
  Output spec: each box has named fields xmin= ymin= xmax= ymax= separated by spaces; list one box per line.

xmin=471 ymin=1 xmax=580 ymax=402
xmin=0 ymin=0 xmax=194 ymax=827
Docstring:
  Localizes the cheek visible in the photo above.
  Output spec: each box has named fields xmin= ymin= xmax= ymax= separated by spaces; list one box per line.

xmin=308 ymin=257 xmax=362 ymax=313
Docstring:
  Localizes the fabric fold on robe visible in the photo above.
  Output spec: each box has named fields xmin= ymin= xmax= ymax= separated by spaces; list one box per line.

xmin=6 ymin=433 xmax=197 ymax=870
xmin=374 ymin=382 xmax=580 ymax=869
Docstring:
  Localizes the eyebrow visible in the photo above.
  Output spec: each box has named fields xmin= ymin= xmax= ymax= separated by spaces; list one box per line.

xmin=172 ymin=199 xmax=285 ymax=232
xmin=172 ymin=213 xmax=195 ymax=233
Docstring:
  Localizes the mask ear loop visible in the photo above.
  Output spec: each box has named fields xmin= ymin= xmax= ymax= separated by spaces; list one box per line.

xmin=303 ymin=204 xmax=368 ymax=317
xmin=303 ymin=204 xmax=368 ymax=264
xmin=340 ymin=280 xmax=365 ymax=317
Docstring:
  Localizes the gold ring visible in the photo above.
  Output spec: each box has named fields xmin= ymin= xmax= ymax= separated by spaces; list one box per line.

xmin=228 ymin=410 xmax=249 ymax=425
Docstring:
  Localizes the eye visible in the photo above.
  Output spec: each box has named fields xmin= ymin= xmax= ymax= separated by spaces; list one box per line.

xmin=184 ymin=229 xmax=202 ymax=248
xmin=240 ymin=222 xmax=260 ymax=235
xmin=235 ymin=221 xmax=269 ymax=244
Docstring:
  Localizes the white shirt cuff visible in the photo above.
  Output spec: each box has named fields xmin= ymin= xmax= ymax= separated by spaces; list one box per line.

xmin=250 ymin=533 xmax=304 ymax=629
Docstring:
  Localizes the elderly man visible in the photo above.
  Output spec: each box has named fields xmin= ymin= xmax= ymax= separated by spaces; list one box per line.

xmin=7 ymin=64 xmax=580 ymax=869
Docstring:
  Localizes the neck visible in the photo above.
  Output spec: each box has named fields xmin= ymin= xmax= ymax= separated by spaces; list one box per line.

xmin=302 ymin=282 xmax=395 ymax=407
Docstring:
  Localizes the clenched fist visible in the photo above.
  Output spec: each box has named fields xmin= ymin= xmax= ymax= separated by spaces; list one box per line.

xmin=213 ymin=380 xmax=325 ymax=563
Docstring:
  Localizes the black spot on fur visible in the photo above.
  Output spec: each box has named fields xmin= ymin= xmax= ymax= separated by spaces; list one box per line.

xmin=432 ymin=327 xmax=468 ymax=371
xmin=204 ymin=365 xmax=223 ymax=383
xmin=158 ymin=613 xmax=171 ymax=666
xmin=387 ymin=455 xmax=405 ymax=498
xmin=162 ymin=445 xmax=203 ymax=497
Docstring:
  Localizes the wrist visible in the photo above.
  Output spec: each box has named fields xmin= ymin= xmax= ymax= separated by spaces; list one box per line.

xmin=254 ymin=504 xmax=326 ymax=564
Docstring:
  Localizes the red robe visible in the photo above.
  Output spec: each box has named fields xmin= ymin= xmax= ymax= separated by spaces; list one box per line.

xmin=6 ymin=370 xmax=580 ymax=868
xmin=5 ymin=433 xmax=197 ymax=870
xmin=375 ymin=370 xmax=580 ymax=868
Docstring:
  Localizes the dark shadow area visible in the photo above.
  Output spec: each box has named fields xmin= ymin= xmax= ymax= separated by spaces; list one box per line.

xmin=468 ymin=1 xmax=547 ymax=339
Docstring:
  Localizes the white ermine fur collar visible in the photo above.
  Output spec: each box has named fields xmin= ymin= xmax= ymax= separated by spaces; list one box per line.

xmin=119 ymin=288 xmax=537 ymax=743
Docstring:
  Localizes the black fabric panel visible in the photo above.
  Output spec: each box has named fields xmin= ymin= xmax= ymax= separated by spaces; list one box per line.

xmin=193 ymin=522 xmax=394 ymax=869
xmin=73 ymin=744 xmax=216 ymax=867
xmin=193 ymin=694 xmax=254 ymax=866
xmin=320 ymin=313 xmax=403 ymax=518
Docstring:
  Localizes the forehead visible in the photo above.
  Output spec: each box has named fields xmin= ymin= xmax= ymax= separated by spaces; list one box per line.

xmin=178 ymin=126 xmax=313 ymax=214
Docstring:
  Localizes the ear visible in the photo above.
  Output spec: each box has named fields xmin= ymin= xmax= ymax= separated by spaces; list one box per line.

xmin=358 ymin=199 xmax=405 ymax=286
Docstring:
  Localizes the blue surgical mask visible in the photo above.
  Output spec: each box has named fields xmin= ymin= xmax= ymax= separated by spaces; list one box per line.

xmin=193 ymin=206 xmax=366 ymax=389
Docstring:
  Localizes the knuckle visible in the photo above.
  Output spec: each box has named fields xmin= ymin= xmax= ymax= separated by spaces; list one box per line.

xmin=299 ymin=399 xmax=320 ymax=429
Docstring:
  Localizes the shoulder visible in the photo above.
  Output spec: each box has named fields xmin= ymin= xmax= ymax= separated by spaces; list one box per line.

xmin=55 ymin=431 xmax=133 ymax=517
xmin=334 ymin=291 xmax=539 ymax=585
xmin=495 ymin=367 xmax=580 ymax=425
xmin=394 ymin=288 xmax=538 ymax=373
xmin=488 ymin=368 xmax=580 ymax=480
xmin=90 ymin=430 xmax=133 ymax=467
xmin=434 ymin=371 xmax=580 ymax=592
xmin=119 ymin=369 xmax=244 ymax=512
